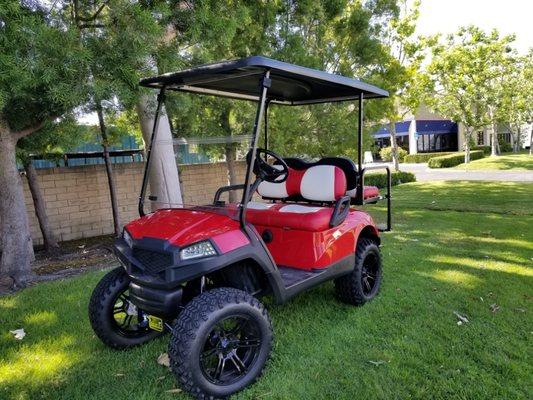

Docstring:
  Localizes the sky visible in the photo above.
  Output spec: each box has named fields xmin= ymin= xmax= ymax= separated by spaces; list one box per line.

xmin=415 ymin=0 xmax=532 ymax=53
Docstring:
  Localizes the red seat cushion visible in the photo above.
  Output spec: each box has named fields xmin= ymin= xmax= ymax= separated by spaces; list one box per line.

xmin=346 ymin=185 xmax=380 ymax=200
xmin=235 ymin=202 xmax=334 ymax=232
xmin=251 ymin=204 xmax=333 ymax=231
xmin=363 ymin=186 xmax=379 ymax=199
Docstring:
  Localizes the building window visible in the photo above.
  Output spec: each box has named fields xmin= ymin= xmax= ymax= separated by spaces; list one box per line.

xmin=477 ymin=131 xmax=484 ymax=145
xmin=498 ymin=132 xmax=511 ymax=143
xmin=417 ymin=133 xmax=458 ymax=153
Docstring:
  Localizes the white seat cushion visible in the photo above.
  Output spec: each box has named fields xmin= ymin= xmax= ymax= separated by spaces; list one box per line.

xmin=278 ymin=205 xmax=323 ymax=213
xmin=247 ymin=202 xmax=277 ymax=210
xmin=257 ymin=165 xmax=288 ymax=198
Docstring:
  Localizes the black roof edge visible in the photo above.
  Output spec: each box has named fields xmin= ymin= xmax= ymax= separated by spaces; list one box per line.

xmin=139 ymin=56 xmax=389 ymax=104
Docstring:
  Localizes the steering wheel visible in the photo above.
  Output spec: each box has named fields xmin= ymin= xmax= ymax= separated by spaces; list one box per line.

xmin=246 ymin=148 xmax=289 ymax=183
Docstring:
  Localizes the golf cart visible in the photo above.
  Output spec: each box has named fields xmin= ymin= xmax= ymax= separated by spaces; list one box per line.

xmin=89 ymin=56 xmax=391 ymax=399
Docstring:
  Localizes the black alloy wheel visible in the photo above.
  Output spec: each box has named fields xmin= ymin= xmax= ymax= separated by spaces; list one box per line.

xmin=361 ymin=252 xmax=380 ymax=296
xmin=89 ymin=267 xmax=162 ymax=349
xmin=169 ymin=287 xmax=272 ymax=399
xmin=200 ymin=314 xmax=263 ymax=385
xmin=334 ymin=238 xmax=383 ymax=305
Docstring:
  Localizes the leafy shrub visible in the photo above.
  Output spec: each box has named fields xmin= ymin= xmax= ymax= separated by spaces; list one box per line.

xmin=364 ymin=171 xmax=416 ymax=188
xmin=379 ymin=147 xmax=407 ymax=162
xmin=498 ymin=139 xmax=513 ymax=153
xmin=428 ymin=150 xmax=485 ymax=168
xmin=403 ymin=152 xmax=456 ymax=163
xmin=379 ymin=146 xmax=407 ymax=162
xmin=471 ymin=145 xmax=491 ymax=155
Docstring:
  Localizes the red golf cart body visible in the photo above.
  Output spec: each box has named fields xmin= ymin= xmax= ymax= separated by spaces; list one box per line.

xmin=114 ymin=56 xmax=390 ymax=315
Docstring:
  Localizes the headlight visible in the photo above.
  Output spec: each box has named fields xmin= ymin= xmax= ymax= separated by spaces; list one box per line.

xmin=180 ymin=241 xmax=216 ymax=261
xmin=123 ymin=229 xmax=133 ymax=248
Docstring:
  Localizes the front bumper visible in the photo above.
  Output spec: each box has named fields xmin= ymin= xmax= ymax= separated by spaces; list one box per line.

xmin=128 ymin=281 xmax=183 ymax=317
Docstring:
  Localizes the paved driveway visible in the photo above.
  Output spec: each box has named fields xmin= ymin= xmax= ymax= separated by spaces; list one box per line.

xmin=398 ymin=163 xmax=533 ymax=182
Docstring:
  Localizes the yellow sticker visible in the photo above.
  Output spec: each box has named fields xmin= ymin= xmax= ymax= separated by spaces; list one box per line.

xmin=148 ymin=315 xmax=164 ymax=332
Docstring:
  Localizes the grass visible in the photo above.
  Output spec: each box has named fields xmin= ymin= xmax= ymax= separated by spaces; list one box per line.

xmin=1 ymin=181 xmax=532 ymax=400
xmin=454 ymin=151 xmax=533 ymax=171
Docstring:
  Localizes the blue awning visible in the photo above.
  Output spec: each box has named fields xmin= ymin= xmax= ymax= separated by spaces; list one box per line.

xmin=416 ymin=120 xmax=457 ymax=135
xmin=372 ymin=121 xmax=411 ymax=139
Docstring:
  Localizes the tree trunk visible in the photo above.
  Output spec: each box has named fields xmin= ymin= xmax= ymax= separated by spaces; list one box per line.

xmin=225 ymin=144 xmax=238 ymax=203
xmin=512 ymin=127 xmax=520 ymax=153
xmin=96 ymin=103 xmax=121 ymax=236
xmin=464 ymin=128 xmax=471 ymax=163
xmin=490 ymin=123 xmax=500 ymax=157
xmin=0 ymin=123 xmax=34 ymax=288
xmin=137 ymin=95 xmax=183 ymax=210
xmin=530 ymin=124 xmax=533 ymax=156
xmin=220 ymin=106 xmax=239 ymax=202
xmin=389 ymin=121 xmax=400 ymax=171
xmin=23 ymin=159 xmax=59 ymax=253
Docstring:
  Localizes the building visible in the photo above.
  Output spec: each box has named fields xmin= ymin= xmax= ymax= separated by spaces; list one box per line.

xmin=372 ymin=106 xmax=516 ymax=157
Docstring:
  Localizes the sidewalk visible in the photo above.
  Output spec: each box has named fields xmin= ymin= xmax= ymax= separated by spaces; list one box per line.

xmin=366 ymin=162 xmax=533 ymax=182
xmin=400 ymin=163 xmax=533 ymax=182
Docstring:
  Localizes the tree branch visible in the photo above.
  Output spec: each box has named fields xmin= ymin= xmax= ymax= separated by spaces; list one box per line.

xmin=79 ymin=23 xmax=105 ymax=29
xmin=14 ymin=120 xmax=47 ymax=140
xmin=75 ymin=0 xmax=109 ymax=22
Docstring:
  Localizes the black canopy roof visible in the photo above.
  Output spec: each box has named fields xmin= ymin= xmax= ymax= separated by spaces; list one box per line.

xmin=139 ymin=56 xmax=388 ymax=105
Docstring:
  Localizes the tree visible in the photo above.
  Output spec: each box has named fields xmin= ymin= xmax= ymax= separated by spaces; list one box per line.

xmin=166 ymin=1 xmax=278 ymax=202
xmin=425 ymin=27 xmax=514 ymax=163
xmin=67 ymin=0 xmax=184 ymax=226
xmin=373 ymin=0 xmax=424 ymax=171
xmin=0 ymin=1 xmax=88 ymax=286
xmin=17 ymin=119 xmax=91 ymax=253
xmin=498 ymin=52 xmax=533 ymax=152
xmin=165 ymin=0 xmax=401 ymax=184
xmin=262 ymin=0 xmax=401 ymax=161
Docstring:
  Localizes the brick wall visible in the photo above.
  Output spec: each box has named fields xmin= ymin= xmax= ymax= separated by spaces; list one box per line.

xmin=12 ymin=161 xmax=247 ymax=246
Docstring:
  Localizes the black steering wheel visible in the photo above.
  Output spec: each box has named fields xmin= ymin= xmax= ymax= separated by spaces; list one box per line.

xmin=246 ymin=148 xmax=289 ymax=183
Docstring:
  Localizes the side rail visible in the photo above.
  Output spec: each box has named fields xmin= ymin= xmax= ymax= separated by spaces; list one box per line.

xmin=358 ymin=165 xmax=392 ymax=232
xmin=213 ymin=184 xmax=246 ymax=205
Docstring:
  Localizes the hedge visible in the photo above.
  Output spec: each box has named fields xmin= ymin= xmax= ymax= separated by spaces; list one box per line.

xmin=471 ymin=145 xmax=491 ymax=155
xmin=428 ymin=150 xmax=485 ymax=168
xmin=364 ymin=171 xmax=416 ymax=188
xmin=403 ymin=152 xmax=455 ymax=163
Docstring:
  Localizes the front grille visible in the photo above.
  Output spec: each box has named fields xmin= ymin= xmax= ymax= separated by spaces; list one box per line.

xmin=132 ymin=247 xmax=173 ymax=275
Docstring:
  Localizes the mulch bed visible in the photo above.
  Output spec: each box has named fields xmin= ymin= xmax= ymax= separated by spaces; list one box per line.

xmin=0 ymin=235 xmax=120 ymax=295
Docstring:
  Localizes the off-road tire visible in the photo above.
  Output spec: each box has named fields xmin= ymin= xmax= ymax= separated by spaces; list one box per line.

xmin=334 ymin=238 xmax=382 ymax=305
xmin=88 ymin=267 xmax=161 ymax=349
xmin=168 ymin=287 xmax=273 ymax=400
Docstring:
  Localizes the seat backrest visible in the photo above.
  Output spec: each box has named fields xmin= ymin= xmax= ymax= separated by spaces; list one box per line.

xmin=300 ymin=165 xmax=347 ymax=202
xmin=256 ymin=167 xmax=303 ymax=199
xmin=279 ymin=157 xmax=358 ymax=190
xmin=315 ymin=157 xmax=358 ymax=190
xmin=257 ymin=164 xmax=347 ymax=203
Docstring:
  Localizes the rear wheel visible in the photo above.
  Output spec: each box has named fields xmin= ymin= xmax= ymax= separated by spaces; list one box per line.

xmin=168 ymin=287 xmax=272 ymax=400
xmin=88 ymin=267 xmax=162 ymax=349
xmin=334 ymin=238 xmax=382 ymax=305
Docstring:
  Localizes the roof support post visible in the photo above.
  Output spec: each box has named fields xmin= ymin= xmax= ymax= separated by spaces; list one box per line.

xmin=356 ymin=92 xmax=364 ymax=205
xmin=240 ymin=71 xmax=271 ymax=229
xmin=264 ymin=100 xmax=270 ymax=151
xmin=138 ymin=87 xmax=166 ymax=217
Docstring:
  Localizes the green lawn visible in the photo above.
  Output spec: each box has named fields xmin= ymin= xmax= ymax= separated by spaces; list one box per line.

xmin=454 ymin=151 xmax=533 ymax=170
xmin=1 ymin=181 xmax=532 ymax=400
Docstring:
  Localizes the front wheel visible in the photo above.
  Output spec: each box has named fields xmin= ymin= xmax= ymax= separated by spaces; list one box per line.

xmin=168 ymin=287 xmax=272 ymax=400
xmin=88 ymin=267 xmax=162 ymax=349
xmin=334 ymin=238 xmax=382 ymax=305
